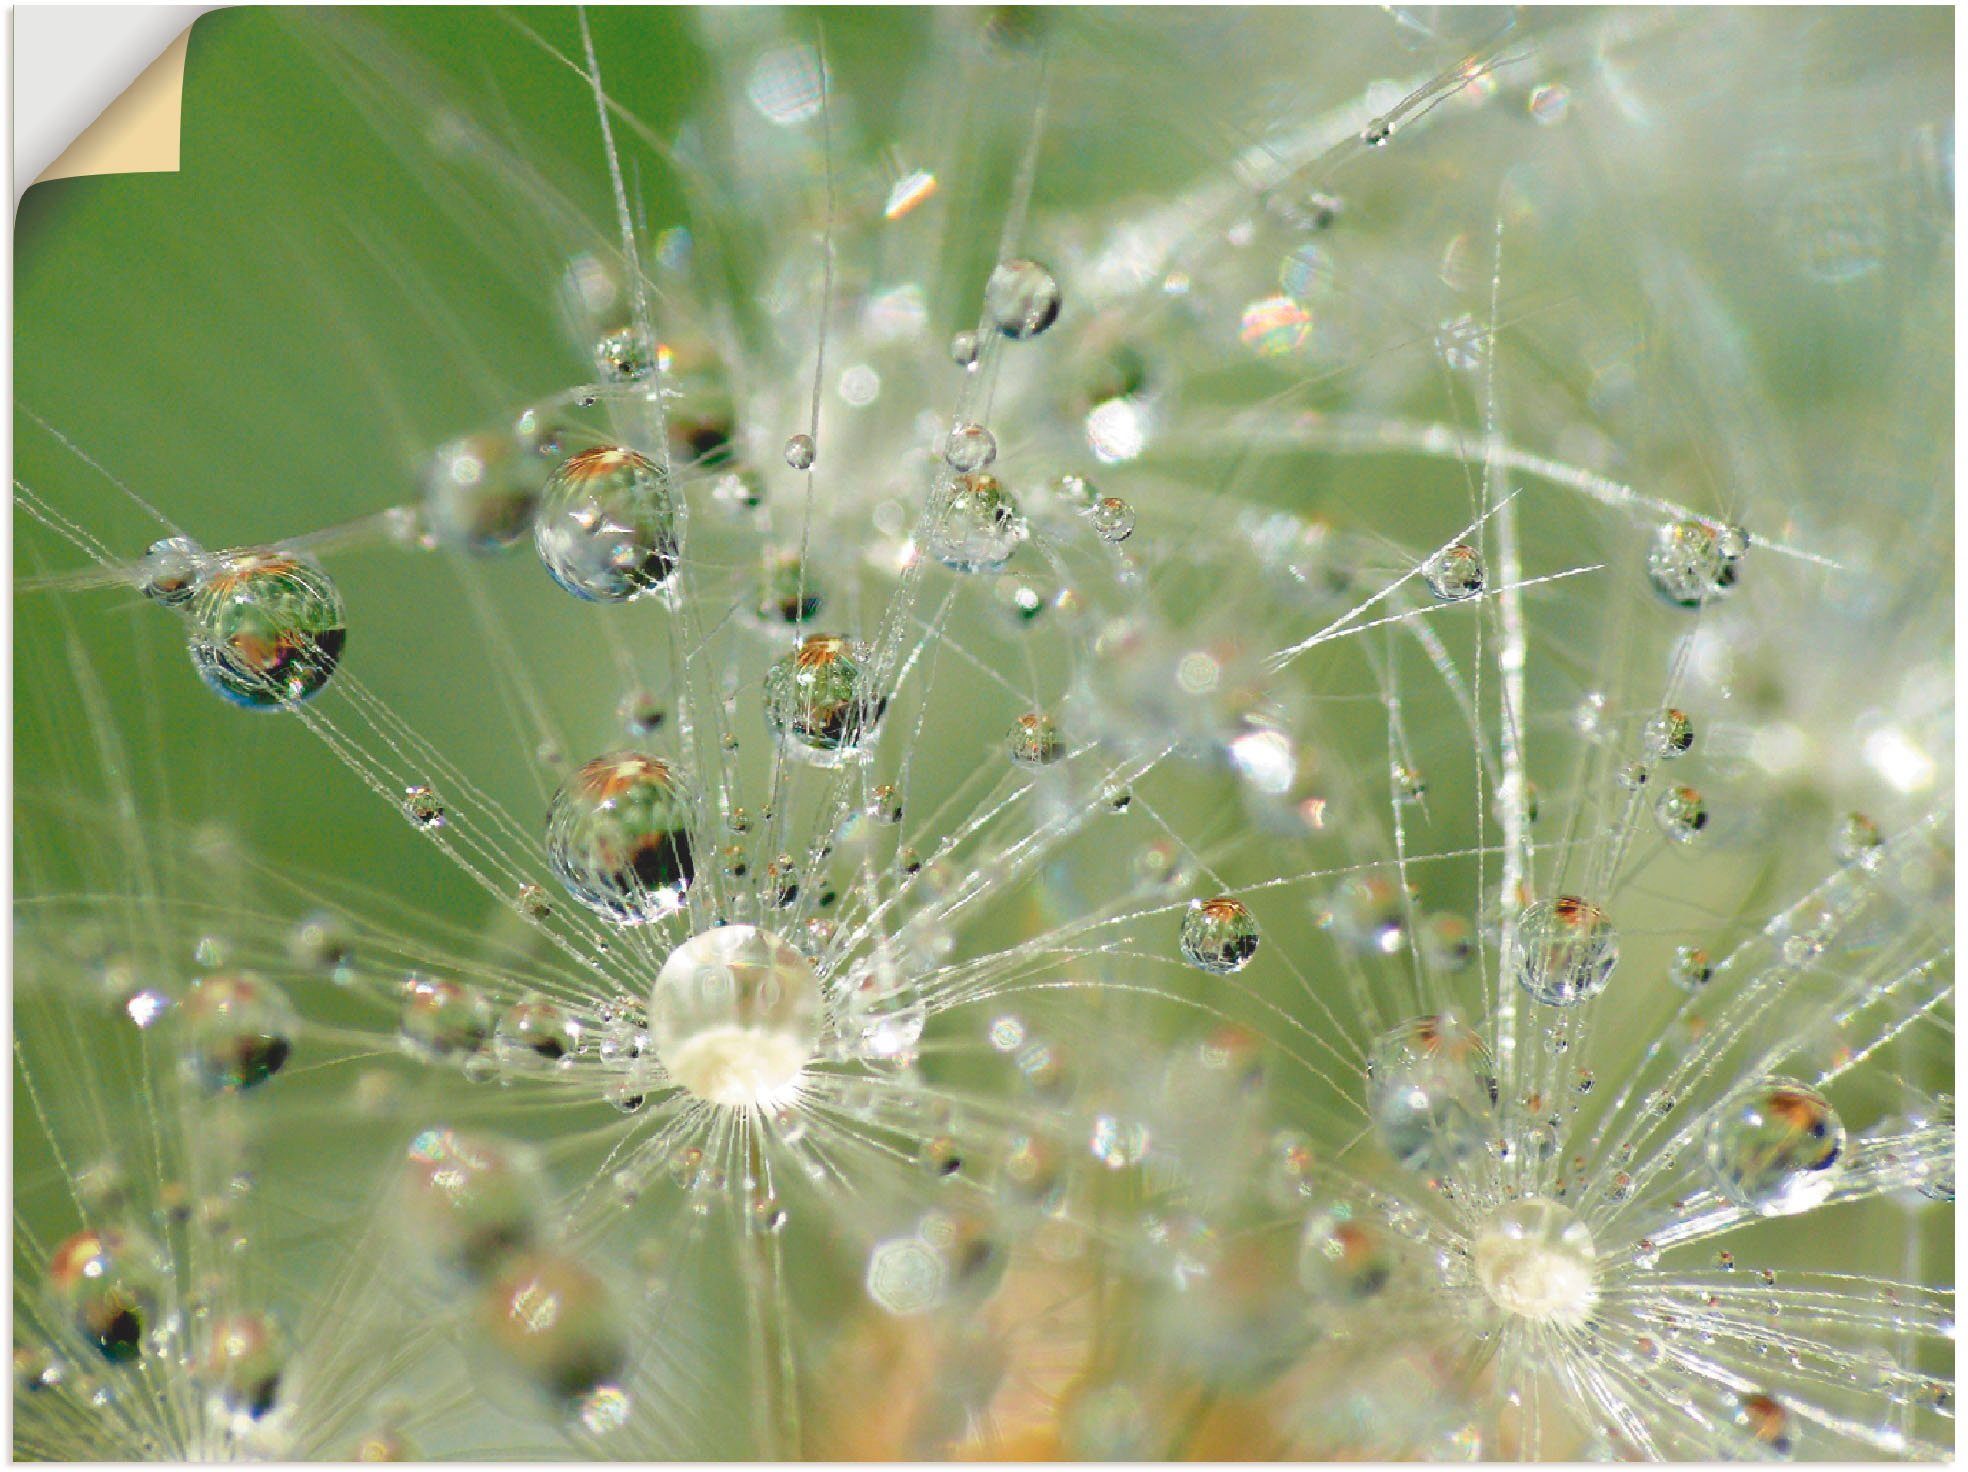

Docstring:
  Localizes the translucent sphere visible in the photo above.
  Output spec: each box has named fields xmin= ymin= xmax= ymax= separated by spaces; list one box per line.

xmin=1705 ymin=1078 xmax=1846 ymax=1216
xmin=943 ymin=422 xmax=997 ymax=472
xmin=476 ymin=1252 xmax=627 ymax=1406
xmin=1422 ymin=542 xmax=1486 ymax=600
xmin=1298 ymin=1199 xmax=1398 ymax=1304
xmin=783 ymin=432 xmax=816 ymax=470
xmin=183 ymin=972 xmax=296 ymax=1091
xmin=200 ymin=1312 xmax=286 ymax=1419
xmin=496 ymin=998 xmax=581 ymax=1062
xmin=927 ymin=472 xmax=1023 ymax=572
xmin=1654 ymin=784 xmax=1709 ymax=843
xmin=1088 ymin=496 xmax=1136 ymax=543
xmin=649 ymin=926 xmax=821 ymax=1108
xmin=1180 ymin=896 xmax=1260 ymax=975
xmin=138 ymin=535 xmax=205 ymax=605
xmin=592 ymin=324 xmax=654 ymax=383
xmin=983 ymin=258 xmax=1062 ymax=339
xmin=1474 ymin=1199 xmax=1598 ymax=1327
xmin=422 ymin=433 xmax=540 ymax=552
xmin=755 ymin=548 xmax=821 ymax=624
xmin=546 ymin=753 xmax=694 ymax=922
xmin=48 ymin=1227 xmax=166 ymax=1364
xmin=1647 ymin=519 xmax=1741 ymax=607
xmin=1365 ymin=1016 xmax=1497 ymax=1175
xmin=1641 ymin=707 xmax=1695 ymax=759
xmin=764 ymin=634 xmax=881 ymax=762
xmin=1006 ymin=711 xmax=1064 ymax=768
xmin=403 ymin=1128 xmax=543 ymax=1280
xmin=400 ymin=976 xmax=492 ymax=1058
xmin=533 ymin=447 xmax=678 ymax=602
xmin=1515 ymin=896 xmax=1619 ymax=1006
xmin=187 ymin=551 xmax=347 ymax=708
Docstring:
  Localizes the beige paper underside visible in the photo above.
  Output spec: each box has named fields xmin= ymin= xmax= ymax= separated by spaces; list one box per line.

xmin=35 ymin=24 xmax=192 ymax=186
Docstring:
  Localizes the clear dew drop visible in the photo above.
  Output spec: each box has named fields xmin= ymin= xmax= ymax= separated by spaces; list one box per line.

xmin=1422 ymin=541 xmax=1485 ymax=600
xmin=1653 ymin=784 xmax=1709 ymax=843
xmin=546 ymin=753 xmax=694 ymax=923
xmin=783 ymin=432 xmax=816 ymax=470
xmin=476 ymin=1253 xmax=628 ymax=1408
xmin=1088 ymin=496 xmax=1136 ymax=543
xmin=403 ymin=1128 xmax=544 ymax=1279
xmin=1364 ymin=1016 xmax=1497 ymax=1174
xmin=1006 ymin=711 xmax=1064 ymax=768
xmin=403 ymin=785 xmax=446 ymax=829
xmin=187 ymin=550 xmax=347 ymax=709
xmin=649 ymin=925 xmax=821 ymax=1108
xmin=1832 ymin=812 xmax=1884 ymax=867
xmin=1647 ymin=518 xmax=1743 ymax=607
xmin=48 ymin=1228 xmax=167 ymax=1364
xmin=1668 ymin=944 xmax=1713 ymax=992
xmin=942 ymin=422 xmax=997 ymax=472
xmin=1641 ymin=707 xmax=1695 ymax=759
xmin=1179 ymin=896 xmax=1260 ymax=975
xmin=927 ymin=472 xmax=1023 ymax=572
xmin=1515 ymin=896 xmax=1618 ymax=1006
xmin=764 ymin=634 xmax=882 ymax=764
xmin=534 ymin=447 xmax=679 ymax=603
xmin=1473 ymin=1199 xmax=1598 ymax=1328
xmin=183 ymin=972 xmax=297 ymax=1091
xmin=983 ymin=258 xmax=1061 ymax=339
xmin=399 ymin=975 xmax=493 ymax=1059
xmin=138 ymin=535 xmax=205 ymax=605
xmin=1298 ymin=1197 xmax=1398 ymax=1305
xmin=618 ymin=688 xmax=665 ymax=737
xmin=948 ymin=330 xmax=981 ymax=368
xmin=592 ymin=324 xmax=654 ymax=383
xmin=1706 ymin=1078 xmax=1846 ymax=1216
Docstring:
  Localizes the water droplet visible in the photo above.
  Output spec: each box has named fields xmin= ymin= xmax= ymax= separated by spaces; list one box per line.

xmin=48 ymin=1228 xmax=165 ymax=1364
xmin=1641 ymin=708 xmax=1695 ymax=759
xmin=1362 ymin=116 xmax=1392 ymax=146
xmin=1006 ymin=711 xmax=1064 ymax=768
xmin=1647 ymin=519 xmax=1742 ymax=608
xmin=187 ymin=551 xmax=347 ymax=708
xmin=927 ymin=472 xmax=1023 ymax=572
xmin=199 ymin=1312 xmax=286 ymax=1419
xmin=1516 ymin=897 xmax=1618 ymax=1005
xmin=1088 ymin=496 xmax=1136 ymax=543
xmin=942 ymin=422 xmax=997 ymax=472
xmin=545 ymin=753 xmax=693 ymax=923
xmin=534 ymin=448 xmax=678 ymax=602
xmin=1654 ymin=784 xmax=1709 ymax=844
xmin=783 ymin=432 xmax=816 ymax=471
xmin=649 ymin=926 xmax=820 ymax=1108
xmin=183 ymin=972 xmax=296 ymax=1092
xmin=477 ymin=1253 xmax=627 ymax=1406
xmin=983 ymin=258 xmax=1061 ymax=339
xmin=138 ymin=535 xmax=205 ymax=605
xmin=755 ymin=547 xmax=823 ymax=624
xmin=1706 ymin=1079 xmax=1844 ymax=1216
xmin=497 ymin=998 xmax=581 ymax=1063
xmin=618 ymin=689 xmax=665 ymax=737
xmin=1422 ymin=542 xmax=1485 ymax=600
xmin=1668 ymin=944 xmax=1713 ymax=992
xmin=843 ymin=957 xmax=926 ymax=1064
xmin=403 ymin=785 xmax=446 ymax=829
xmin=764 ymin=634 xmax=882 ymax=763
xmin=1299 ymin=1198 xmax=1398 ymax=1305
xmin=593 ymin=325 xmax=654 ymax=383
xmin=1365 ymin=1016 xmax=1496 ymax=1174
xmin=1831 ymin=812 xmax=1884 ymax=867
xmin=1179 ymin=896 xmax=1260 ymax=975
xmin=400 ymin=975 xmax=492 ymax=1059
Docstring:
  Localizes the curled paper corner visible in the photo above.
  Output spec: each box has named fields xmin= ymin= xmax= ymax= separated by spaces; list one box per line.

xmin=19 ymin=8 xmax=210 ymax=198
